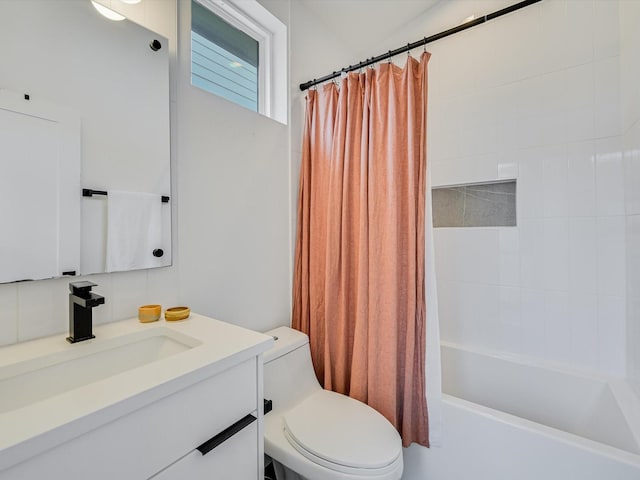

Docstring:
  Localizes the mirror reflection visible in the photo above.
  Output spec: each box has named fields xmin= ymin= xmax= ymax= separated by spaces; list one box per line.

xmin=0 ymin=0 xmax=171 ymax=283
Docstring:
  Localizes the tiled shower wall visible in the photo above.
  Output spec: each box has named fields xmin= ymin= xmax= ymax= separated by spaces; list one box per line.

xmin=428 ymin=0 xmax=626 ymax=375
xmin=621 ymin=0 xmax=640 ymax=394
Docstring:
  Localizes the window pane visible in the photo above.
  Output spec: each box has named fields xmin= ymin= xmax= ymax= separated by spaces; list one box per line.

xmin=191 ymin=1 xmax=259 ymax=112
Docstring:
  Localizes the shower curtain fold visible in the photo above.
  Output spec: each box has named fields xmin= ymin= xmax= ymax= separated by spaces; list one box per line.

xmin=292 ymin=52 xmax=433 ymax=447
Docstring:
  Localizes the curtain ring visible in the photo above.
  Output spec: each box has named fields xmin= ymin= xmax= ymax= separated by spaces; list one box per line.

xmin=387 ymin=51 xmax=392 ymax=63
xmin=423 ymin=38 xmax=427 ymax=53
xmin=407 ymin=43 xmax=411 ymax=56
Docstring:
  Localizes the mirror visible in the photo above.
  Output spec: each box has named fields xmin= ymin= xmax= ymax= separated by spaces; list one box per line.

xmin=0 ymin=0 xmax=171 ymax=283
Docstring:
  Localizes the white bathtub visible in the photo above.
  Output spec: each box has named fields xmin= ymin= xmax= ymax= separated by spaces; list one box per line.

xmin=406 ymin=342 xmax=640 ymax=480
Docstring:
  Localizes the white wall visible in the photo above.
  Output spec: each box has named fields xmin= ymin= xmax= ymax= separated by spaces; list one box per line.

xmin=621 ymin=0 xmax=640 ymax=396
xmin=176 ymin=0 xmax=291 ymax=332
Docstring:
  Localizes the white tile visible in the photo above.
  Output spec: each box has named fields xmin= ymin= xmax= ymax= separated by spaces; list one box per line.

xmin=436 ymin=280 xmax=463 ymax=344
xmin=569 ymin=292 xmax=599 ymax=371
xmin=520 ymin=218 xmax=545 ymax=289
xmin=0 ymin=283 xmax=18 ymax=346
xmin=594 ymin=57 xmax=621 ymax=138
xmin=538 ymin=112 xmax=568 ymax=148
xmin=627 ymin=296 xmax=640 ymax=390
xmin=565 ymin=63 xmax=594 ymax=111
xmin=567 ymin=140 xmax=596 ymax=217
xmin=624 ymin=123 xmax=640 ymax=215
xmin=597 ymin=295 xmax=626 ymax=375
xmin=568 ymin=217 xmax=598 ymax=294
xmin=626 ymin=215 xmax=640 ymax=301
xmin=494 ymin=84 xmax=521 ymax=153
xmin=147 ymin=266 xmax=180 ymax=310
xmin=470 ymin=154 xmax=498 ymax=183
xmin=520 ymin=288 xmax=547 ymax=359
xmin=565 ymin=63 xmax=595 ymax=142
xmin=498 ymin=286 xmax=521 ymax=354
xmin=535 ymin=0 xmax=568 ymax=74
xmin=461 ymin=283 xmax=500 ymax=350
xmin=449 ymin=229 xmax=500 ymax=285
xmin=566 ymin=105 xmax=595 ymax=142
xmin=498 ymin=162 xmax=518 ymax=180
xmin=597 ymin=216 xmax=626 ymax=297
xmin=433 ymin=228 xmax=452 ymax=281
xmin=595 ymin=137 xmax=625 ymax=216
xmin=17 ymin=278 xmax=69 ymax=342
xmin=518 ymin=148 xmax=544 ymax=219
xmin=544 ymin=290 xmax=572 ymax=364
xmin=438 ymin=281 xmax=500 ymax=350
xmin=593 ymin=0 xmax=620 ymax=60
xmin=542 ymin=145 xmax=568 ymax=217
xmin=543 ymin=218 xmax=569 ymax=292
xmin=565 ymin=0 xmax=594 ymax=67
xmin=499 ymin=228 xmax=520 ymax=287
xmin=111 ymin=270 xmax=149 ymax=322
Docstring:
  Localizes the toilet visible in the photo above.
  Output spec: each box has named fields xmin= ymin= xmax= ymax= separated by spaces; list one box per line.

xmin=263 ymin=326 xmax=403 ymax=480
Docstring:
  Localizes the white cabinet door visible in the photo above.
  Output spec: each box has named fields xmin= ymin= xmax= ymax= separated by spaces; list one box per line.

xmin=151 ymin=422 xmax=258 ymax=480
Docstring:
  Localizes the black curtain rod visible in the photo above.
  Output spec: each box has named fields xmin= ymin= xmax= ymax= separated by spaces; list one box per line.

xmin=82 ymin=188 xmax=170 ymax=203
xmin=299 ymin=0 xmax=543 ymax=91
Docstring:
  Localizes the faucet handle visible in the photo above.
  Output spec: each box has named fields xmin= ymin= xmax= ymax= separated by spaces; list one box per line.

xmin=69 ymin=281 xmax=98 ymax=295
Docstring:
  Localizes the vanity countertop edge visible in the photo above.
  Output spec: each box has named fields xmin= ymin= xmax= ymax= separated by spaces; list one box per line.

xmin=0 ymin=313 xmax=274 ymax=472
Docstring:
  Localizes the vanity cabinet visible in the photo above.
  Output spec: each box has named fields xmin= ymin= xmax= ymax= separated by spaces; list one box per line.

xmin=0 ymin=316 xmax=271 ymax=480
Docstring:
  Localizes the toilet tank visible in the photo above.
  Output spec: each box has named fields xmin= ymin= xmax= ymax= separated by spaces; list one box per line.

xmin=263 ymin=326 xmax=322 ymax=413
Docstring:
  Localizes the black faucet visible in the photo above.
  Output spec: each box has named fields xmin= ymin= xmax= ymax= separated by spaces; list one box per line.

xmin=67 ymin=281 xmax=105 ymax=343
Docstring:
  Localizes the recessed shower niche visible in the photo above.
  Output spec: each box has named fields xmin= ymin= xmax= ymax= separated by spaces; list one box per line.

xmin=432 ymin=180 xmax=517 ymax=228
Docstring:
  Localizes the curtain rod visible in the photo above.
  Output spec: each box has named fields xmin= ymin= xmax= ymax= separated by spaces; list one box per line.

xmin=299 ymin=0 xmax=543 ymax=91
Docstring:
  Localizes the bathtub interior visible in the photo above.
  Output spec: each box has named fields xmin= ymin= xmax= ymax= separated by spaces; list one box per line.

xmin=441 ymin=343 xmax=640 ymax=455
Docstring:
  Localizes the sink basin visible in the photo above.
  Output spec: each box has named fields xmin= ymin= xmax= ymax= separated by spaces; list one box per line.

xmin=0 ymin=327 xmax=201 ymax=414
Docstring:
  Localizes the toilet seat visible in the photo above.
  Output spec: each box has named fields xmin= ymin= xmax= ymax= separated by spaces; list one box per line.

xmin=282 ymin=390 xmax=402 ymax=476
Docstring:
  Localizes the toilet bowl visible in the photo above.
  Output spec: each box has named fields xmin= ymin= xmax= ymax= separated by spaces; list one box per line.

xmin=263 ymin=326 xmax=403 ymax=480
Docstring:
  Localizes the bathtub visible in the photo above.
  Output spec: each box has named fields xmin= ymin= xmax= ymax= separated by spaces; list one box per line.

xmin=406 ymin=342 xmax=640 ymax=480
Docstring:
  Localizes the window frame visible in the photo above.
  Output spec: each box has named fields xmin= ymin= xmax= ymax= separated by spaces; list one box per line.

xmin=192 ymin=0 xmax=284 ymax=121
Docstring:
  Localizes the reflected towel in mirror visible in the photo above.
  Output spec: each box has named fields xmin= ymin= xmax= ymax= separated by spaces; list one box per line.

xmin=106 ymin=190 xmax=162 ymax=272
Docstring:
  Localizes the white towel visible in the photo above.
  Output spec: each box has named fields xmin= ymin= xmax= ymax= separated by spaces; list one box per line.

xmin=106 ymin=190 xmax=162 ymax=272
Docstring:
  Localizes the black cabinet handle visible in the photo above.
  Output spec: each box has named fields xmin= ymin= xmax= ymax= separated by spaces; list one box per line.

xmin=196 ymin=414 xmax=256 ymax=456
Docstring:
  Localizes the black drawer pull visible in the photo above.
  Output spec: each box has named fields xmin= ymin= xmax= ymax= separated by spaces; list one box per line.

xmin=197 ymin=414 xmax=256 ymax=456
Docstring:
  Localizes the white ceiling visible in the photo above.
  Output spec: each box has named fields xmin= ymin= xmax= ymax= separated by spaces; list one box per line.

xmin=299 ymin=0 xmax=443 ymax=57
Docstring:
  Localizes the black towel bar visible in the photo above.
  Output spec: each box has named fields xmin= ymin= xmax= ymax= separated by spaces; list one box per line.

xmin=82 ymin=188 xmax=169 ymax=203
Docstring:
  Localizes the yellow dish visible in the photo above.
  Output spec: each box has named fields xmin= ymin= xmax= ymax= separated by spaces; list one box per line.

xmin=165 ymin=306 xmax=190 ymax=321
xmin=138 ymin=304 xmax=161 ymax=323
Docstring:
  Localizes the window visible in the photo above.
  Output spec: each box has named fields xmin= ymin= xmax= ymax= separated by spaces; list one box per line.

xmin=190 ymin=0 xmax=287 ymax=123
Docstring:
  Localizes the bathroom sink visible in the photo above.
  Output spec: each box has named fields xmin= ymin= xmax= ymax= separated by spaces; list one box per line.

xmin=0 ymin=327 xmax=201 ymax=414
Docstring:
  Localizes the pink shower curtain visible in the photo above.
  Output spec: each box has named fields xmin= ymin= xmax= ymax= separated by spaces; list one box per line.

xmin=292 ymin=52 xmax=431 ymax=447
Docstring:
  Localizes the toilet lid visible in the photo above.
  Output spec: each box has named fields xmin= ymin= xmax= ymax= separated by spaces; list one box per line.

xmin=283 ymin=390 xmax=402 ymax=472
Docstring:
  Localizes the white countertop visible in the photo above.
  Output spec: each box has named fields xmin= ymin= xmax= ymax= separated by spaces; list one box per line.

xmin=0 ymin=313 xmax=273 ymax=471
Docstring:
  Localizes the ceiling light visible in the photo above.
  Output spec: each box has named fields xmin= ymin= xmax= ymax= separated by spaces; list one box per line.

xmin=120 ymin=0 xmax=142 ymax=4
xmin=91 ymin=1 xmax=125 ymax=21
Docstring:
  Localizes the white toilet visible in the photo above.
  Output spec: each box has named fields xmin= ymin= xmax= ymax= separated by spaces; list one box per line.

xmin=263 ymin=326 xmax=403 ymax=480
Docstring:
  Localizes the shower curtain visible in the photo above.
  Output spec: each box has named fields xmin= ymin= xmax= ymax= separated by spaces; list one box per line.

xmin=292 ymin=52 xmax=441 ymax=448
